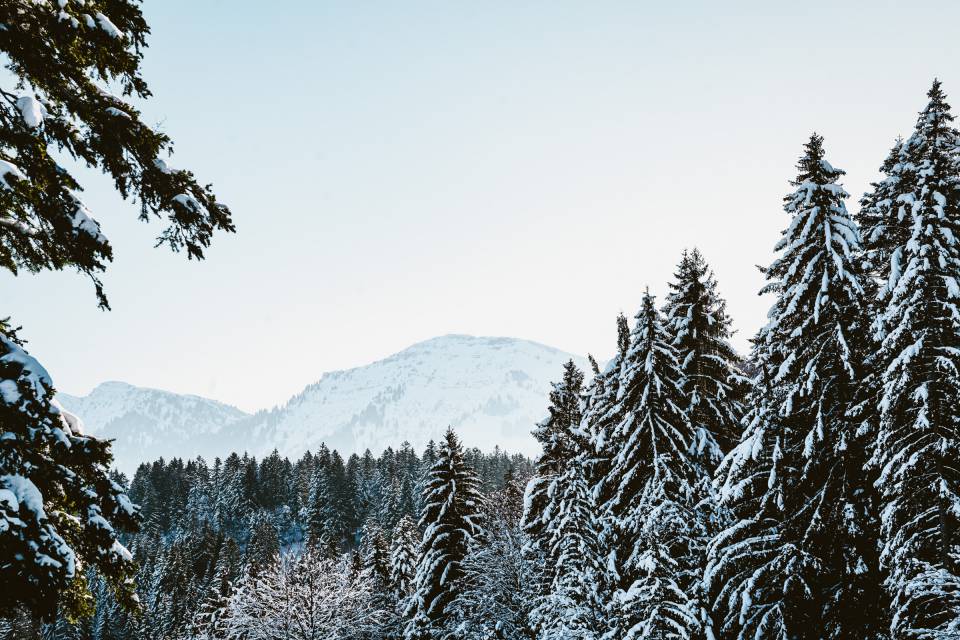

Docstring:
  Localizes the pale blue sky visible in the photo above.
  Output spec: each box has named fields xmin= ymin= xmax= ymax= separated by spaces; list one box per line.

xmin=4 ymin=1 xmax=959 ymax=411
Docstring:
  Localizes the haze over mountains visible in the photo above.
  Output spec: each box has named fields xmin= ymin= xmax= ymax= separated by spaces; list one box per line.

xmin=58 ymin=335 xmax=591 ymax=471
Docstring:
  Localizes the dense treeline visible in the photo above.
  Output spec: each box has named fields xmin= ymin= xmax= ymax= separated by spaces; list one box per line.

xmin=0 ymin=441 xmax=532 ymax=639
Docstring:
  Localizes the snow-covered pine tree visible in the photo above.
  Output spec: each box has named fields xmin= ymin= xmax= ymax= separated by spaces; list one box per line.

xmin=852 ymin=139 xmax=910 ymax=470
xmin=663 ymin=248 xmax=745 ymax=454
xmin=595 ymin=291 xmax=716 ymax=640
xmin=582 ymin=316 xmax=629 ymax=504
xmin=530 ymin=460 xmax=603 ymax=640
xmin=707 ymin=134 xmax=884 ymax=639
xmin=0 ymin=327 xmax=140 ymax=619
xmin=361 ymin=519 xmax=392 ymax=594
xmin=848 ymin=139 xmax=908 ymax=601
xmin=454 ymin=474 xmax=537 ymax=640
xmin=360 ymin=518 xmax=398 ymax=637
xmin=874 ymin=80 xmax=960 ymax=638
xmin=857 ymin=137 xmax=911 ymax=290
xmin=192 ymin=537 xmax=241 ymax=640
xmin=521 ymin=360 xmax=584 ymax=575
xmin=404 ymin=428 xmax=484 ymax=640
xmin=390 ymin=515 xmax=420 ymax=610
xmin=0 ymin=1 xmax=234 ymax=618
xmin=306 ymin=460 xmax=341 ymax=558
xmin=245 ymin=514 xmax=280 ymax=576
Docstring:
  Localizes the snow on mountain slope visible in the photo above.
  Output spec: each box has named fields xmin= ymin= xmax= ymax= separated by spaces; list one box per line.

xmin=57 ymin=381 xmax=249 ymax=472
xmin=240 ymin=335 xmax=591 ymax=459
xmin=59 ymin=336 xmax=591 ymax=471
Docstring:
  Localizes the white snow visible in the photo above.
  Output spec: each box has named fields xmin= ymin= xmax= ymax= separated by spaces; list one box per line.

xmin=173 ymin=193 xmax=203 ymax=212
xmin=95 ymin=12 xmax=124 ymax=39
xmin=15 ymin=96 xmax=43 ymax=128
xmin=70 ymin=202 xmax=107 ymax=245
xmin=0 ymin=475 xmax=46 ymax=521
xmin=0 ymin=159 xmax=26 ymax=189
xmin=104 ymin=106 xmax=130 ymax=119
xmin=58 ymin=336 xmax=594 ymax=470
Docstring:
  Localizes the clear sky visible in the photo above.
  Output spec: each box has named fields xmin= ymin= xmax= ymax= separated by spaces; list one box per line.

xmin=4 ymin=1 xmax=959 ymax=412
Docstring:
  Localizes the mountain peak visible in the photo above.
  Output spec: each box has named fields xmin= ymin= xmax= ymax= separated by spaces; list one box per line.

xmin=58 ymin=335 xmax=589 ymax=471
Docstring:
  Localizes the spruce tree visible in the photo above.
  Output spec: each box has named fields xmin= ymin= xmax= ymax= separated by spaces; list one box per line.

xmin=874 ymin=80 xmax=960 ymax=637
xmin=530 ymin=461 xmax=603 ymax=640
xmin=390 ymin=515 xmax=420 ymax=608
xmin=595 ymin=291 xmax=716 ymax=640
xmin=0 ymin=1 xmax=233 ymax=618
xmin=245 ymin=514 xmax=280 ymax=575
xmin=582 ymin=316 xmax=628 ymax=503
xmin=404 ymin=428 xmax=484 ymax=640
xmin=306 ymin=461 xmax=340 ymax=558
xmin=361 ymin=519 xmax=392 ymax=593
xmin=454 ymin=482 xmax=536 ymax=640
xmin=857 ymin=137 xmax=911 ymax=290
xmin=663 ymin=248 xmax=745 ymax=454
xmin=521 ymin=360 xmax=584 ymax=574
xmin=707 ymin=135 xmax=884 ymax=639
xmin=0 ymin=329 xmax=140 ymax=619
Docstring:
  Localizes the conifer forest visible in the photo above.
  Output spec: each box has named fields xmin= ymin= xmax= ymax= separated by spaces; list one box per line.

xmin=3 ymin=2 xmax=960 ymax=639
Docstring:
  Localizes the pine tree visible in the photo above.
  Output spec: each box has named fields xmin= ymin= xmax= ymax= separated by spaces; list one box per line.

xmin=874 ymin=80 xmax=960 ymax=637
xmin=454 ymin=480 xmax=536 ymax=640
xmin=404 ymin=428 xmax=484 ymax=640
xmin=663 ymin=248 xmax=745 ymax=454
xmin=582 ymin=316 xmax=629 ymax=505
xmin=857 ymin=137 xmax=911 ymax=290
xmin=389 ymin=515 xmax=420 ymax=608
xmin=361 ymin=519 xmax=392 ymax=594
xmin=245 ymin=514 xmax=280 ymax=576
xmin=522 ymin=360 xmax=585 ymax=573
xmin=188 ymin=537 xmax=240 ymax=640
xmin=0 ymin=329 xmax=140 ymax=619
xmin=0 ymin=3 xmax=233 ymax=616
xmin=530 ymin=461 xmax=603 ymax=640
xmin=306 ymin=461 xmax=340 ymax=558
xmin=707 ymin=135 xmax=884 ymax=639
xmin=594 ymin=291 xmax=714 ymax=640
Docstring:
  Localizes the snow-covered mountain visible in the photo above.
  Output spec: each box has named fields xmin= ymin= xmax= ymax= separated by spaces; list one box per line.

xmin=58 ymin=381 xmax=250 ymax=473
xmin=59 ymin=335 xmax=590 ymax=471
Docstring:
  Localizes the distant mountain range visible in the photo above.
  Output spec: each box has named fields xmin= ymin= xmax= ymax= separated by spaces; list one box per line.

xmin=58 ymin=335 xmax=592 ymax=472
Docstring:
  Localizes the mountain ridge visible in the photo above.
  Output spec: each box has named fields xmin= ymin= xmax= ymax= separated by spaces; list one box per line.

xmin=58 ymin=334 xmax=592 ymax=471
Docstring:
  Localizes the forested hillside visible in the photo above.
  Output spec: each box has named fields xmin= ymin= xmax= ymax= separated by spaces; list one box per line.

xmin=0 ymin=441 xmax=532 ymax=639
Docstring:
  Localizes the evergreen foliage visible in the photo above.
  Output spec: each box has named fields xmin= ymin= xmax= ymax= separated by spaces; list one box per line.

xmin=592 ymin=291 xmax=718 ymax=640
xmin=14 ymin=53 xmax=960 ymax=640
xmin=708 ymin=134 xmax=884 ymax=639
xmin=663 ymin=248 xmax=745 ymax=454
xmin=405 ymin=429 xmax=484 ymax=640
xmin=0 ymin=0 xmax=233 ymax=621
xmin=0 ymin=332 xmax=140 ymax=619
xmin=874 ymin=80 xmax=960 ymax=638
xmin=522 ymin=360 xmax=584 ymax=576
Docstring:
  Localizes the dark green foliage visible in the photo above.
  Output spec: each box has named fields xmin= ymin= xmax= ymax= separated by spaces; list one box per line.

xmin=0 ymin=0 xmax=233 ymax=307
xmin=708 ymin=135 xmax=885 ymax=640
xmin=593 ymin=291 xmax=715 ymax=640
xmin=0 ymin=334 xmax=140 ymax=621
xmin=522 ymin=360 xmax=584 ymax=570
xmin=34 ymin=442 xmax=525 ymax=640
xmin=663 ymin=248 xmax=745 ymax=454
xmin=873 ymin=80 xmax=960 ymax=637
xmin=405 ymin=429 xmax=484 ymax=640
xmin=0 ymin=0 xmax=235 ymax=624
